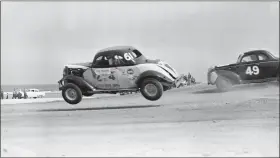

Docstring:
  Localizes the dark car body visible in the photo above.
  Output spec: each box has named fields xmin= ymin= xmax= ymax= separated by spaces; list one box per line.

xmin=208 ymin=50 xmax=279 ymax=86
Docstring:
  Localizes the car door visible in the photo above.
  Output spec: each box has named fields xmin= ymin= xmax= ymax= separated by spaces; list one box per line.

xmin=28 ymin=89 xmax=35 ymax=98
xmin=83 ymin=55 xmax=120 ymax=90
xmin=112 ymin=53 xmax=140 ymax=89
xmin=236 ymin=54 xmax=261 ymax=81
xmin=35 ymin=89 xmax=39 ymax=97
xmin=257 ymin=53 xmax=279 ymax=79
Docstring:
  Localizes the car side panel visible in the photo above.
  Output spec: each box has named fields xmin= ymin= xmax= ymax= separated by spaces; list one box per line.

xmin=83 ymin=68 xmax=119 ymax=90
xmin=235 ymin=61 xmax=262 ymax=81
xmin=115 ymin=66 xmax=140 ymax=89
xmin=258 ymin=60 xmax=279 ymax=78
xmin=26 ymin=92 xmax=37 ymax=98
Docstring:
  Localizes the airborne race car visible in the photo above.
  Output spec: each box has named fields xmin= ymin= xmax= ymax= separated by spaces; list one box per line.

xmin=58 ymin=46 xmax=185 ymax=104
xmin=207 ymin=50 xmax=279 ymax=92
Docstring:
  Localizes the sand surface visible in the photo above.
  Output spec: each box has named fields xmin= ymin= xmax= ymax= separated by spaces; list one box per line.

xmin=1 ymin=82 xmax=279 ymax=157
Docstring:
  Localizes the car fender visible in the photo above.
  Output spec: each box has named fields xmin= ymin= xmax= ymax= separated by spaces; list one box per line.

xmin=137 ymin=64 xmax=175 ymax=80
xmin=135 ymin=70 xmax=174 ymax=86
xmin=207 ymin=68 xmax=218 ymax=85
xmin=61 ymin=75 xmax=93 ymax=91
xmin=26 ymin=92 xmax=36 ymax=98
xmin=215 ymin=70 xmax=242 ymax=85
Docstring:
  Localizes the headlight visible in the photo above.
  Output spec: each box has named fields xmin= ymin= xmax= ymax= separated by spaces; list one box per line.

xmin=209 ymin=71 xmax=218 ymax=84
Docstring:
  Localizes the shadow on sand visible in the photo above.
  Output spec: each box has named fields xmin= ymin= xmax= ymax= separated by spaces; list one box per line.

xmin=37 ymin=104 xmax=161 ymax=112
xmin=192 ymin=88 xmax=222 ymax=94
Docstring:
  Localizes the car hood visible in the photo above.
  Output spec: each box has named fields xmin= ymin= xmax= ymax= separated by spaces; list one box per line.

xmin=65 ymin=62 xmax=92 ymax=69
xmin=208 ymin=63 xmax=237 ymax=74
xmin=215 ymin=63 xmax=237 ymax=69
xmin=146 ymin=59 xmax=179 ymax=78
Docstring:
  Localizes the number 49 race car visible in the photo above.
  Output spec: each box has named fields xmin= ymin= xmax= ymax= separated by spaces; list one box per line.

xmin=207 ymin=50 xmax=279 ymax=92
xmin=58 ymin=46 xmax=185 ymax=104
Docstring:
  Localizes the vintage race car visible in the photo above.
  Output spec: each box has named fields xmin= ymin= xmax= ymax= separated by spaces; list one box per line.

xmin=26 ymin=89 xmax=46 ymax=98
xmin=207 ymin=50 xmax=279 ymax=92
xmin=58 ymin=46 xmax=185 ymax=104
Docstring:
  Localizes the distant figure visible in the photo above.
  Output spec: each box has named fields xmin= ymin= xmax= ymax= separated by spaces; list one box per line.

xmin=1 ymin=89 xmax=3 ymax=100
xmin=187 ymin=73 xmax=192 ymax=86
xmin=6 ymin=93 xmax=8 ymax=99
xmin=191 ymin=77 xmax=196 ymax=84
xmin=24 ymin=89 xmax=28 ymax=99
xmin=12 ymin=88 xmax=17 ymax=99
xmin=17 ymin=89 xmax=22 ymax=99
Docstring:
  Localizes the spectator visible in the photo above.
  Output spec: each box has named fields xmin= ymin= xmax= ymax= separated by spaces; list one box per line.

xmin=187 ymin=73 xmax=192 ymax=86
xmin=18 ymin=89 xmax=22 ymax=99
xmin=24 ymin=89 xmax=28 ymax=99
xmin=12 ymin=88 xmax=17 ymax=99
xmin=6 ymin=93 xmax=8 ymax=99
xmin=1 ymin=89 xmax=3 ymax=100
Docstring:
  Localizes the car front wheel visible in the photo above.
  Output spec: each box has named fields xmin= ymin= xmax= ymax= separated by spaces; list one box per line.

xmin=62 ymin=83 xmax=83 ymax=104
xmin=140 ymin=78 xmax=163 ymax=101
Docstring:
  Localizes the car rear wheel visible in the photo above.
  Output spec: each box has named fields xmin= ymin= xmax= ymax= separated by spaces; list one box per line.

xmin=62 ymin=83 xmax=83 ymax=104
xmin=140 ymin=78 xmax=163 ymax=101
xmin=216 ymin=76 xmax=233 ymax=92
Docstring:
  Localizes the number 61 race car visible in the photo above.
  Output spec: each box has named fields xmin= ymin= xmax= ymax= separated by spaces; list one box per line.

xmin=58 ymin=46 xmax=185 ymax=104
xmin=207 ymin=50 xmax=279 ymax=92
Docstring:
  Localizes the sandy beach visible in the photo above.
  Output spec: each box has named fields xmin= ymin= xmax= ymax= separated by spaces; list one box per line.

xmin=1 ymin=82 xmax=279 ymax=157
xmin=1 ymin=92 xmax=119 ymax=105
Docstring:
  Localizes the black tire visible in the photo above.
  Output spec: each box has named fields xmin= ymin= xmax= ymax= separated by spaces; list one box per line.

xmin=140 ymin=78 xmax=163 ymax=101
xmin=62 ymin=83 xmax=83 ymax=104
xmin=216 ymin=76 xmax=233 ymax=92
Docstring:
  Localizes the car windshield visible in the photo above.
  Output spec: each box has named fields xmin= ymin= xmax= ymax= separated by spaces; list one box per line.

xmin=131 ymin=49 xmax=143 ymax=58
xmin=236 ymin=54 xmax=243 ymax=63
xmin=128 ymin=49 xmax=147 ymax=64
xmin=265 ymin=51 xmax=278 ymax=59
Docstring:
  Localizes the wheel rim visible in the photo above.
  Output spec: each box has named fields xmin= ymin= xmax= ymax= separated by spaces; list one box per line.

xmin=65 ymin=88 xmax=77 ymax=101
xmin=144 ymin=83 xmax=158 ymax=97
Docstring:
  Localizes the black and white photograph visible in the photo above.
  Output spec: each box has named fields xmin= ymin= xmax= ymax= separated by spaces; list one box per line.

xmin=1 ymin=1 xmax=279 ymax=157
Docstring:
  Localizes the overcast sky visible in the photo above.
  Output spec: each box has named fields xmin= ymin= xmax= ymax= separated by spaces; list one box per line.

xmin=1 ymin=2 xmax=279 ymax=85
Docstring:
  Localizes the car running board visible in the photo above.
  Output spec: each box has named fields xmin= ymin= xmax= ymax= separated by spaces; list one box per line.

xmin=85 ymin=88 xmax=138 ymax=93
xmin=83 ymin=80 xmax=139 ymax=93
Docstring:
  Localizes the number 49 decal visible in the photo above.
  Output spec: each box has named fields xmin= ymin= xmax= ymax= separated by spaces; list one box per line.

xmin=246 ymin=66 xmax=259 ymax=75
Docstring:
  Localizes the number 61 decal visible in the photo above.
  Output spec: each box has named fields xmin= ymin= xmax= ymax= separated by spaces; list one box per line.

xmin=124 ymin=52 xmax=135 ymax=62
xmin=245 ymin=65 xmax=259 ymax=75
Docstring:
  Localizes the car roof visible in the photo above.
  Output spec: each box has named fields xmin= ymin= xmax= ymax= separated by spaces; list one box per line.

xmin=98 ymin=46 xmax=136 ymax=52
xmin=95 ymin=46 xmax=136 ymax=57
xmin=243 ymin=49 xmax=268 ymax=55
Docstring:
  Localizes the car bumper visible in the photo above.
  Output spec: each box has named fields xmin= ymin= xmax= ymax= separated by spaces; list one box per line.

xmin=58 ymin=79 xmax=64 ymax=90
xmin=173 ymin=74 xmax=186 ymax=88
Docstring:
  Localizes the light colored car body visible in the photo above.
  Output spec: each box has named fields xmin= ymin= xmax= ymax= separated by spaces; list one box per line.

xmin=81 ymin=60 xmax=181 ymax=90
xmin=26 ymin=89 xmax=45 ymax=98
xmin=58 ymin=46 xmax=185 ymax=104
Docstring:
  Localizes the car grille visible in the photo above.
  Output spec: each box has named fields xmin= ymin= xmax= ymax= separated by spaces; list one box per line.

xmin=158 ymin=66 xmax=176 ymax=79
